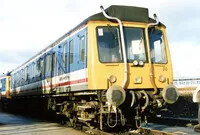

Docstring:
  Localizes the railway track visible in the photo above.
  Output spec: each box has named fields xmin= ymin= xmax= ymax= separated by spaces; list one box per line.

xmin=1 ymin=109 xmax=197 ymax=135
xmin=2 ymin=100 xmax=198 ymax=135
xmin=149 ymin=116 xmax=198 ymax=127
xmin=84 ymin=127 xmax=177 ymax=135
xmin=79 ymin=115 xmax=199 ymax=135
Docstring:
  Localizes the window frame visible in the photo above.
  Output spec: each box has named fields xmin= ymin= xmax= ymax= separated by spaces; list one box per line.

xmin=79 ymin=36 xmax=85 ymax=61
xmin=69 ymin=40 xmax=74 ymax=64
xmin=96 ymin=26 xmax=148 ymax=63
xmin=63 ymin=43 xmax=68 ymax=67
xmin=148 ymin=28 xmax=168 ymax=64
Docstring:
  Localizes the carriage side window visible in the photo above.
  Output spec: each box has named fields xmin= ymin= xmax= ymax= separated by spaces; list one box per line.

xmin=47 ymin=54 xmax=51 ymax=73
xmin=20 ymin=70 xmax=22 ymax=85
xmin=24 ymin=68 xmax=26 ymax=81
xmin=33 ymin=63 xmax=36 ymax=78
xmin=63 ymin=43 xmax=67 ymax=67
xmin=17 ymin=72 xmax=20 ymax=86
xmin=0 ymin=80 xmax=2 ymax=90
xmin=41 ymin=59 xmax=45 ymax=75
xmin=37 ymin=59 xmax=41 ymax=76
xmin=23 ymin=69 xmax=25 ymax=81
xmin=25 ymin=66 xmax=28 ymax=80
xmin=31 ymin=64 xmax=33 ymax=78
xmin=69 ymin=40 xmax=74 ymax=64
xmin=27 ymin=66 xmax=30 ymax=80
xmin=25 ymin=67 xmax=27 ymax=81
xmin=52 ymin=53 xmax=56 ymax=75
xmin=35 ymin=61 xmax=39 ymax=77
xmin=31 ymin=65 xmax=33 ymax=78
xmin=29 ymin=65 xmax=32 ymax=79
xmin=80 ymin=36 xmax=85 ymax=61
xmin=16 ymin=72 xmax=18 ymax=86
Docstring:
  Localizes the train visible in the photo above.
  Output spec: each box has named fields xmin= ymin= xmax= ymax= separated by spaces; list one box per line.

xmin=0 ymin=5 xmax=179 ymax=130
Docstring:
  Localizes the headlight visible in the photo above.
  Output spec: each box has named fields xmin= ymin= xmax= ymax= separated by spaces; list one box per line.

xmin=134 ymin=76 xmax=142 ymax=84
xmin=133 ymin=60 xmax=138 ymax=66
xmin=139 ymin=61 xmax=144 ymax=66
xmin=159 ymin=75 xmax=166 ymax=82
xmin=108 ymin=75 xmax=117 ymax=83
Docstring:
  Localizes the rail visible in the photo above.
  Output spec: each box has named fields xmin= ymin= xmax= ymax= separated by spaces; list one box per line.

xmin=86 ymin=127 xmax=177 ymax=135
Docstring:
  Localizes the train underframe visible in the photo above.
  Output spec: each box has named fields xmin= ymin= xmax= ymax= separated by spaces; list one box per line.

xmin=1 ymin=89 xmax=168 ymax=131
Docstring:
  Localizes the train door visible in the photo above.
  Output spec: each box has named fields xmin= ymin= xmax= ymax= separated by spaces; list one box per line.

xmin=69 ymin=39 xmax=74 ymax=72
xmin=76 ymin=29 xmax=87 ymax=91
xmin=44 ymin=53 xmax=52 ymax=93
xmin=78 ymin=30 xmax=87 ymax=70
xmin=63 ymin=41 xmax=69 ymax=73
xmin=51 ymin=52 xmax=57 ymax=92
xmin=52 ymin=52 xmax=56 ymax=77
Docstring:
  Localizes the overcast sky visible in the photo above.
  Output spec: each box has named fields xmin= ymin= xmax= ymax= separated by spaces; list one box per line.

xmin=0 ymin=0 xmax=200 ymax=78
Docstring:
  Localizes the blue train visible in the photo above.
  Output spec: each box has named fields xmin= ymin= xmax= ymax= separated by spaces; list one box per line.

xmin=9 ymin=26 xmax=87 ymax=96
xmin=0 ymin=5 xmax=179 ymax=130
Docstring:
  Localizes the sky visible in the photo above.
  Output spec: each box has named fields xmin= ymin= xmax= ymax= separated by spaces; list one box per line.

xmin=0 ymin=0 xmax=200 ymax=78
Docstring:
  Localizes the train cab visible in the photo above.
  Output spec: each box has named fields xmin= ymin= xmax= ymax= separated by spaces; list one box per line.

xmin=87 ymin=5 xmax=179 ymax=109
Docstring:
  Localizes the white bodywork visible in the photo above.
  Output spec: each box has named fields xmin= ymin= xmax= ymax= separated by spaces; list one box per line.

xmin=10 ymin=68 xmax=88 ymax=96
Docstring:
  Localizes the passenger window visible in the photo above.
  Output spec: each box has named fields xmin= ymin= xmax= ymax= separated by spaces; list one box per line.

xmin=20 ymin=70 xmax=23 ymax=85
xmin=47 ymin=54 xmax=51 ymax=73
xmin=0 ymin=80 xmax=2 ymax=89
xmin=30 ymin=65 xmax=32 ymax=79
xmin=25 ymin=66 xmax=28 ymax=80
xmin=52 ymin=53 xmax=56 ymax=75
xmin=80 ymin=36 xmax=85 ymax=61
xmin=33 ymin=63 xmax=36 ymax=78
xmin=41 ymin=59 xmax=45 ymax=75
xmin=63 ymin=43 xmax=67 ymax=67
xmin=36 ymin=60 xmax=40 ymax=77
xmin=69 ymin=40 xmax=74 ymax=64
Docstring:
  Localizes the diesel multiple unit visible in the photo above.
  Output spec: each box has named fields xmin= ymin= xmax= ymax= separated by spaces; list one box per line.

xmin=0 ymin=5 xmax=179 ymax=130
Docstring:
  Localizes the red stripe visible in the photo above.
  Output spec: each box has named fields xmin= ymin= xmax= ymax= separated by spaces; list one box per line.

xmin=12 ymin=78 xmax=88 ymax=93
xmin=44 ymin=78 xmax=88 ymax=89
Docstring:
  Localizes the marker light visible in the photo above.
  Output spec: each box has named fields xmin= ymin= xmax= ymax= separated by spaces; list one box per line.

xmin=134 ymin=76 xmax=142 ymax=84
xmin=133 ymin=60 xmax=138 ymax=66
xmin=139 ymin=61 xmax=144 ymax=66
xmin=159 ymin=75 xmax=166 ymax=82
xmin=108 ymin=75 xmax=117 ymax=83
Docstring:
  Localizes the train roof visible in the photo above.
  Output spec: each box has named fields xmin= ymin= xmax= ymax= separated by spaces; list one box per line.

xmin=12 ymin=5 xmax=165 ymax=73
xmin=87 ymin=5 xmax=149 ymax=23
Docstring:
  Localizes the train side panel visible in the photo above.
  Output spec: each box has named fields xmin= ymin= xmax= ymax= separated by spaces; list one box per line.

xmin=10 ymin=26 xmax=88 ymax=97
